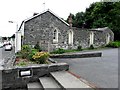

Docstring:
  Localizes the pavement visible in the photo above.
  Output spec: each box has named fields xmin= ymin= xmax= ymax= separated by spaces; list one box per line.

xmin=0 ymin=47 xmax=15 ymax=89
xmin=51 ymin=71 xmax=91 ymax=88
xmin=0 ymin=47 xmax=118 ymax=89
xmin=54 ymin=48 xmax=118 ymax=88
xmin=0 ymin=48 xmax=4 ymax=69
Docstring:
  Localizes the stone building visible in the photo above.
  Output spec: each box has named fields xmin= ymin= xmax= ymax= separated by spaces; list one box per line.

xmin=19 ymin=9 xmax=114 ymax=52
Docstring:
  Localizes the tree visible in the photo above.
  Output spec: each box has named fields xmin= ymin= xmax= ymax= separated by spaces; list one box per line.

xmin=11 ymin=34 xmax=15 ymax=39
xmin=2 ymin=37 xmax=7 ymax=40
xmin=66 ymin=2 xmax=120 ymax=40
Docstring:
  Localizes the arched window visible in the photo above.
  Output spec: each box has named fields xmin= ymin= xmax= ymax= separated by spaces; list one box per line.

xmin=89 ymin=31 xmax=94 ymax=45
xmin=53 ymin=29 xmax=58 ymax=43
xmin=106 ymin=33 xmax=110 ymax=44
xmin=53 ymin=30 xmax=57 ymax=39
xmin=68 ymin=30 xmax=73 ymax=45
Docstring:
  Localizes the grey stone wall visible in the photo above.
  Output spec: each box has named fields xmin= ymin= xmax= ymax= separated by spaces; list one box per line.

xmin=23 ymin=11 xmax=70 ymax=51
xmin=23 ymin=11 xmax=114 ymax=51
xmin=93 ymin=31 xmax=106 ymax=47
xmin=73 ymin=28 xmax=114 ymax=48
xmin=2 ymin=63 xmax=69 ymax=89
xmin=73 ymin=28 xmax=90 ymax=48
xmin=104 ymin=28 xmax=114 ymax=41
xmin=92 ymin=28 xmax=114 ymax=47
xmin=50 ymin=52 xmax=102 ymax=58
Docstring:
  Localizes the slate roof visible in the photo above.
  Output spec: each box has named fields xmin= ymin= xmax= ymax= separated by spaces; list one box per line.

xmin=89 ymin=27 xmax=109 ymax=31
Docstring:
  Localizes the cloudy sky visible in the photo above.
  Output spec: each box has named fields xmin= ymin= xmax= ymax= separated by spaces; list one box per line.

xmin=0 ymin=0 xmax=100 ymax=37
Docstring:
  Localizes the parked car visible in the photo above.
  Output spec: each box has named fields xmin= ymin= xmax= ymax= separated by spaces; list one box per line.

xmin=5 ymin=43 xmax=12 ymax=51
xmin=0 ymin=43 xmax=3 ymax=48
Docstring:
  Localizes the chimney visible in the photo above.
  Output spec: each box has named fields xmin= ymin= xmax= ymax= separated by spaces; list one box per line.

xmin=68 ymin=14 xmax=72 ymax=28
xmin=33 ymin=13 xmax=39 ymax=16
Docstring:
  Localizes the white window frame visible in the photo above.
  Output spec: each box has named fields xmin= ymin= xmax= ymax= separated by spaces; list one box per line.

xmin=68 ymin=30 xmax=73 ymax=45
xmin=53 ymin=29 xmax=58 ymax=43
xmin=106 ymin=33 xmax=110 ymax=44
xmin=90 ymin=31 xmax=94 ymax=45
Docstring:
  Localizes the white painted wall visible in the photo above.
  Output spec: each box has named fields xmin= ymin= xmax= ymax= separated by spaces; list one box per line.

xmin=15 ymin=31 xmax=21 ymax=53
xmin=20 ymin=22 xmax=24 ymax=37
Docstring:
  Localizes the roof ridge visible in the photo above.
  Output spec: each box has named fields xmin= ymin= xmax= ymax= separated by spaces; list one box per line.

xmin=18 ymin=9 xmax=70 ymax=32
xmin=23 ymin=9 xmax=69 ymax=26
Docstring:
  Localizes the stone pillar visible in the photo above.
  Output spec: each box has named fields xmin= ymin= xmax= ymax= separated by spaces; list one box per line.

xmin=68 ymin=14 xmax=73 ymax=28
xmin=15 ymin=31 xmax=21 ymax=53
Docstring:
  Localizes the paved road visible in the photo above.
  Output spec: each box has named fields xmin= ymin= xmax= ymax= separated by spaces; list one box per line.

xmin=0 ymin=48 xmax=4 ymax=69
xmin=0 ymin=47 xmax=15 ymax=68
xmin=54 ymin=48 xmax=118 ymax=88
xmin=0 ymin=48 xmax=3 ymax=60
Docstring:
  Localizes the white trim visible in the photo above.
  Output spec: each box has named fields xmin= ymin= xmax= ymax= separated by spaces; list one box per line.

xmin=20 ymin=22 xmax=24 ymax=36
xmin=68 ymin=30 xmax=73 ymax=45
xmin=106 ymin=33 xmax=110 ymax=44
xmin=90 ymin=31 xmax=94 ymax=45
xmin=53 ymin=29 xmax=58 ymax=43
xmin=15 ymin=31 xmax=21 ymax=53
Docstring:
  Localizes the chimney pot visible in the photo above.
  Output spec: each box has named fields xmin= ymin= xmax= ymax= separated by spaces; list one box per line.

xmin=33 ymin=13 xmax=39 ymax=16
xmin=68 ymin=14 xmax=73 ymax=27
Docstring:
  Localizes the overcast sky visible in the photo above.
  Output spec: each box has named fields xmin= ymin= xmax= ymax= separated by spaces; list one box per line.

xmin=0 ymin=0 xmax=100 ymax=37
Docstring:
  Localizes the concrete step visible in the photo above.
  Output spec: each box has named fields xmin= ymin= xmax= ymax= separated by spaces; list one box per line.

xmin=27 ymin=82 xmax=42 ymax=90
xmin=50 ymin=71 xmax=92 ymax=89
xmin=39 ymin=76 xmax=61 ymax=89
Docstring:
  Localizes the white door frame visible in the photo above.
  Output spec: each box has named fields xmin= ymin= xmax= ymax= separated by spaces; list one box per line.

xmin=90 ymin=31 xmax=94 ymax=45
xmin=106 ymin=33 xmax=110 ymax=44
xmin=68 ymin=30 xmax=73 ymax=45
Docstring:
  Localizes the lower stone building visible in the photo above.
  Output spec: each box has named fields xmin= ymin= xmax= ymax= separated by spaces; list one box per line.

xmin=19 ymin=9 xmax=114 ymax=52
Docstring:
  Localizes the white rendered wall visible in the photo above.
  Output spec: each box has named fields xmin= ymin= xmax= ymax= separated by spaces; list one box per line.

xmin=15 ymin=31 xmax=21 ymax=53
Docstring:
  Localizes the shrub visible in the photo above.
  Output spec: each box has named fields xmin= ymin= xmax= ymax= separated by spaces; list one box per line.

xmin=77 ymin=45 xmax=82 ymax=51
xmin=22 ymin=45 xmax=31 ymax=52
xmin=28 ymin=49 xmax=38 ymax=61
xmin=32 ymin=52 xmax=49 ymax=64
xmin=34 ymin=42 xmax=42 ymax=52
xmin=16 ymin=45 xmax=31 ymax=59
xmin=51 ymin=48 xmax=65 ymax=54
xmin=16 ymin=51 xmax=22 ymax=58
xmin=89 ymin=44 xmax=94 ymax=49
xmin=106 ymin=41 xmax=120 ymax=48
xmin=16 ymin=51 xmax=28 ymax=59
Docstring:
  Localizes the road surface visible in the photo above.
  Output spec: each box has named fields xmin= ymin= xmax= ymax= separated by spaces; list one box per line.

xmin=54 ymin=48 xmax=118 ymax=88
